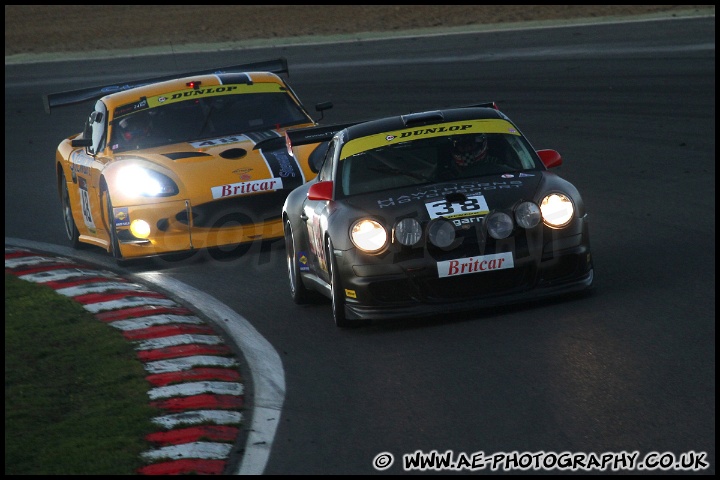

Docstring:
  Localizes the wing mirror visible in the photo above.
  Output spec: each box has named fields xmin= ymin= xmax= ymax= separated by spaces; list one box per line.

xmin=537 ymin=149 xmax=563 ymax=169
xmin=71 ymin=137 xmax=92 ymax=147
xmin=71 ymin=117 xmax=94 ymax=148
xmin=315 ymin=101 xmax=333 ymax=122
xmin=308 ymin=180 xmax=333 ymax=201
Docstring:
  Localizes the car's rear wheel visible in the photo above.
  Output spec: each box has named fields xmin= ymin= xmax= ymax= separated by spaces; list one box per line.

xmin=60 ymin=171 xmax=80 ymax=248
xmin=284 ymin=219 xmax=311 ymax=304
xmin=102 ymin=186 xmax=123 ymax=261
xmin=326 ymin=237 xmax=350 ymax=328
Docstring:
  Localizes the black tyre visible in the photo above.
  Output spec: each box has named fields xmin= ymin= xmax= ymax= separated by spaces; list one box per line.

xmin=326 ymin=237 xmax=350 ymax=328
xmin=103 ymin=187 xmax=123 ymax=260
xmin=60 ymin=171 xmax=80 ymax=248
xmin=284 ymin=219 xmax=311 ymax=304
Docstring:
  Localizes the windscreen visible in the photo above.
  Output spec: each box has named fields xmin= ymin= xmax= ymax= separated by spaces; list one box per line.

xmin=338 ymin=124 xmax=540 ymax=197
xmin=109 ymin=90 xmax=312 ymax=152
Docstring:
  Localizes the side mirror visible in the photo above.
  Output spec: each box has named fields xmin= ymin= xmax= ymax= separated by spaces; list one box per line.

xmin=537 ymin=149 xmax=562 ymax=169
xmin=308 ymin=180 xmax=333 ymax=201
xmin=71 ymin=137 xmax=93 ymax=147
xmin=314 ymin=101 xmax=333 ymax=121
xmin=71 ymin=120 xmax=94 ymax=148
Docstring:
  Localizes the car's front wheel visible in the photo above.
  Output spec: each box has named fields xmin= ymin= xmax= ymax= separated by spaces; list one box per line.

xmin=284 ymin=219 xmax=311 ymax=304
xmin=60 ymin=171 xmax=80 ymax=248
xmin=102 ymin=186 xmax=123 ymax=261
xmin=326 ymin=237 xmax=350 ymax=328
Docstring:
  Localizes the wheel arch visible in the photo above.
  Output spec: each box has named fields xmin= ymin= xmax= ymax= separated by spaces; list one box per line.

xmin=56 ymin=162 xmax=68 ymax=199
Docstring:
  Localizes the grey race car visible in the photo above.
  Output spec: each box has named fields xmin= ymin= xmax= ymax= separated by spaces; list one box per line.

xmin=282 ymin=103 xmax=594 ymax=327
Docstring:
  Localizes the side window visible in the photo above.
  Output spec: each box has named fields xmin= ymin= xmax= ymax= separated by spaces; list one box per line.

xmin=317 ymin=140 xmax=337 ymax=182
xmin=89 ymin=100 xmax=108 ymax=155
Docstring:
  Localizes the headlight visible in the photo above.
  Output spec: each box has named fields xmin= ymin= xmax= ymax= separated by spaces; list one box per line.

xmin=116 ymin=165 xmax=179 ymax=197
xmin=540 ymin=193 xmax=574 ymax=228
xmin=515 ymin=201 xmax=542 ymax=229
xmin=427 ymin=218 xmax=456 ymax=248
xmin=394 ymin=218 xmax=422 ymax=246
xmin=350 ymin=219 xmax=387 ymax=253
xmin=486 ymin=211 xmax=514 ymax=239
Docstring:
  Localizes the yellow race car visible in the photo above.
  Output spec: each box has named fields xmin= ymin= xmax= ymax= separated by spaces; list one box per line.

xmin=45 ymin=58 xmax=332 ymax=263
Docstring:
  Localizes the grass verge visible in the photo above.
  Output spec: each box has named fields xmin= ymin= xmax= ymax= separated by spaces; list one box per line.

xmin=4 ymin=272 xmax=160 ymax=474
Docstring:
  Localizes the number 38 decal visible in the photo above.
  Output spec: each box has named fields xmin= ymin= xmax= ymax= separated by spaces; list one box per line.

xmin=425 ymin=193 xmax=490 ymax=220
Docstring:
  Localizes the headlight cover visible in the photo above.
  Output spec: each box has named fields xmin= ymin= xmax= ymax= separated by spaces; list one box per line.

xmin=515 ymin=201 xmax=542 ymax=229
xmin=427 ymin=218 xmax=456 ymax=248
xmin=486 ymin=211 xmax=514 ymax=239
xmin=540 ymin=193 xmax=574 ymax=228
xmin=350 ymin=218 xmax=387 ymax=253
xmin=394 ymin=218 xmax=422 ymax=246
xmin=116 ymin=165 xmax=179 ymax=197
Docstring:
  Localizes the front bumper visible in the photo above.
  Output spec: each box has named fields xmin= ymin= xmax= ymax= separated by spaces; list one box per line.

xmin=113 ymin=196 xmax=285 ymax=259
xmin=335 ymin=219 xmax=594 ymax=321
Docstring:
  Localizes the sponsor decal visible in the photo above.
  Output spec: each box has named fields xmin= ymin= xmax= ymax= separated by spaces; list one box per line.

xmin=168 ymin=86 xmax=238 ymax=100
xmin=437 ymin=252 xmax=514 ymax=278
xmin=306 ymin=211 xmax=327 ymax=273
xmin=232 ymin=168 xmax=253 ymax=181
xmin=297 ymin=252 xmax=310 ymax=272
xmin=519 ymin=172 xmax=535 ymax=177
xmin=114 ymin=98 xmax=149 ymax=118
xmin=376 ymin=180 xmax=522 ymax=208
xmin=114 ymin=207 xmax=130 ymax=227
xmin=70 ymin=151 xmax=93 ymax=175
xmin=341 ymin=119 xmax=518 ymax=159
xmin=425 ymin=193 xmax=489 ymax=220
xmin=70 ymin=162 xmax=90 ymax=175
xmin=397 ymin=124 xmax=472 ymax=139
xmin=211 ymin=178 xmax=283 ymax=199
xmin=190 ymin=135 xmax=248 ymax=149
xmin=275 ymin=152 xmax=297 ymax=178
xmin=501 ymin=173 xmax=515 ymax=178
xmin=101 ymin=83 xmax=146 ymax=94
xmin=452 ymin=216 xmax=483 ymax=228
xmin=77 ymin=177 xmax=96 ymax=233
xmin=245 ymin=130 xmax=281 ymax=143
xmin=189 ymin=130 xmax=281 ymax=149
xmin=344 ymin=289 xmax=357 ymax=299
xmin=262 ymin=144 xmax=304 ymax=190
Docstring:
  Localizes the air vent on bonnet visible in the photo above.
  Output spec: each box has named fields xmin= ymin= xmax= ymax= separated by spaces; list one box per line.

xmin=220 ymin=148 xmax=248 ymax=159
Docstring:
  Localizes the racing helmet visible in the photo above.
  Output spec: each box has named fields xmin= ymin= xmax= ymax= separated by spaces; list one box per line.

xmin=451 ymin=134 xmax=488 ymax=167
xmin=118 ymin=115 xmax=150 ymax=141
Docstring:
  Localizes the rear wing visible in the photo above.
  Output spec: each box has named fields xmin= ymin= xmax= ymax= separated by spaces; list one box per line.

xmin=285 ymin=122 xmax=358 ymax=149
xmin=458 ymin=101 xmax=498 ymax=110
xmin=285 ymin=122 xmax=357 ymax=172
xmin=286 ymin=102 xmax=500 ymax=154
xmin=287 ymin=102 xmax=498 ymax=143
xmin=43 ymin=57 xmax=289 ymax=114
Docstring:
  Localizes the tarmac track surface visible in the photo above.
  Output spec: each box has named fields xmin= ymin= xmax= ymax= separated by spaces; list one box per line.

xmin=6 ymin=7 xmax=714 ymax=471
